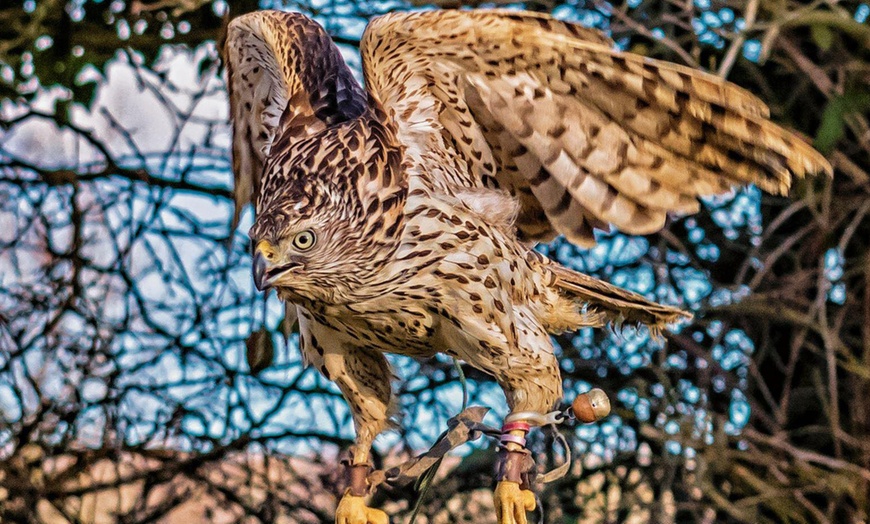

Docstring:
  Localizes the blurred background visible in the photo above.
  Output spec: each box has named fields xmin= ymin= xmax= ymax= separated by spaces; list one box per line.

xmin=1 ymin=0 xmax=869 ymax=522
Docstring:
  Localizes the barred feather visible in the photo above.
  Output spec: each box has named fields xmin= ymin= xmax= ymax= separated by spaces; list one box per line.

xmin=361 ymin=9 xmax=831 ymax=242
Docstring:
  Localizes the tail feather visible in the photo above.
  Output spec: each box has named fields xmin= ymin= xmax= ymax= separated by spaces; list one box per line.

xmin=547 ymin=263 xmax=691 ymax=335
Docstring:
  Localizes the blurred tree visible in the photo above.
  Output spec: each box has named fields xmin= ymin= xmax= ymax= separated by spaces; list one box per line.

xmin=1 ymin=1 xmax=868 ymax=523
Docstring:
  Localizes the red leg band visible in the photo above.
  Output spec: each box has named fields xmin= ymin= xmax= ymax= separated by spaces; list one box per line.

xmin=501 ymin=421 xmax=532 ymax=433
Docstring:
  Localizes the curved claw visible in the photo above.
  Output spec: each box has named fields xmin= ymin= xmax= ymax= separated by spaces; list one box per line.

xmin=494 ymin=481 xmax=536 ymax=524
xmin=335 ymin=491 xmax=389 ymax=524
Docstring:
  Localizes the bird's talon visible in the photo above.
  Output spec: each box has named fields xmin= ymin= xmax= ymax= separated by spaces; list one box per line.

xmin=494 ymin=480 xmax=536 ymax=524
xmin=336 ymin=490 xmax=389 ymax=524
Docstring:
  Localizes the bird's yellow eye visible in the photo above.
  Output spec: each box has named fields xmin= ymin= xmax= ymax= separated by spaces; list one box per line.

xmin=291 ymin=230 xmax=316 ymax=251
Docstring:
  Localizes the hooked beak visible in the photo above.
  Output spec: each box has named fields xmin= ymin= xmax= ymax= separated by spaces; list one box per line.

xmin=252 ymin=249 xmax=270 ymax=291
xmin=252 ymin=240 xmax=300 ymax=292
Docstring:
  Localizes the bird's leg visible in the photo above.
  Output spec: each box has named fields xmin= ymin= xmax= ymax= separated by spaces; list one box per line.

xmin=308 ymin=343 xmax=391 ymax=524
xmin=336 ymin=443 xmax=388 ymax=524
xmin=296 ymin=320 xmax=393 ymax=524
xmin=452 ymin=312 xmax=562 ymax=522
xmin=493 ymin=420 xmax=537 ymax=524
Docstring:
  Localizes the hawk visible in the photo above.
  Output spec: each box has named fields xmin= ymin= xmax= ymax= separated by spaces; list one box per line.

xmin=225 ymin=9 xmax=830 ymax=524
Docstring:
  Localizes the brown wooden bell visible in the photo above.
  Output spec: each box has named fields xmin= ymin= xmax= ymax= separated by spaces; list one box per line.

xmin=571 ymin=388 xmax=611 ymax=423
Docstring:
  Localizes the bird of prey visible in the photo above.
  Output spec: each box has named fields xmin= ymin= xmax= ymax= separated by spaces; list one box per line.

xmin=226 ymin=9 xmax=830 ymax=523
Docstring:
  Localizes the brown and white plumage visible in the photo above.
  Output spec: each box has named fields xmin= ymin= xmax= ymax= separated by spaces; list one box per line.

xmin=360 ymin=10 xmax=828 ymax=243
xmin=226 ymin=8 xmax=830 ymax=522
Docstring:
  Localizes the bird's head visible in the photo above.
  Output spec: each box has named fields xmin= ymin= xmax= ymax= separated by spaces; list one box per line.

xmin=249 ymin=213 xmax=329 ymax=301
xmin=249 ymin=179 xmax=364 ymax=304
xmin=248 ymin=123 xmax=406 ymax=304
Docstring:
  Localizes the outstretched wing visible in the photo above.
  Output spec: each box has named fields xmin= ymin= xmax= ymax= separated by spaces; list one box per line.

xmin=361 ymin=9 xmax=831 ymax=246
xmin=225 ymin=10 xmax=368 ymax=229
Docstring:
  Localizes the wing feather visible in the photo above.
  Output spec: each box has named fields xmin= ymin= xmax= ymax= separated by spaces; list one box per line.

xmin=226 ymin=11 xmax=367 ymax=229
xmin=361 ymin=9 xmax=831 ymax=243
